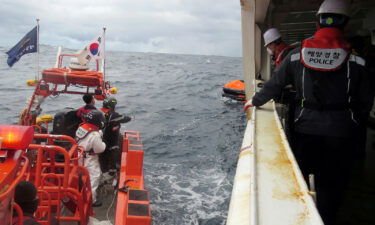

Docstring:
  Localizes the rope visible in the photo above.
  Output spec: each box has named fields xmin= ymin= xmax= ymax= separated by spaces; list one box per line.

xmin=106 ymin=190 xmax=118 ymax=223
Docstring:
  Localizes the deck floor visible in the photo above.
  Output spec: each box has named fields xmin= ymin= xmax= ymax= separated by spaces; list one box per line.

xmin=337 ymin=127 xmax=375 ymax=225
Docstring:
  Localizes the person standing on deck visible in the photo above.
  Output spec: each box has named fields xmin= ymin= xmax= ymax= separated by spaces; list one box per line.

xmin=349 ymin=33 xmax=375 ymax=159
xmin=75 ymin=110 xmax=106 ymax=207
xmin=100 ymin=97 xmax=131 ymax=180
xmin=263 ymin=28 xmax=294 ymax=68
xmin=244 ymin=0 xmax=373 ymax=224
xmin=264 ymin=28 xmax=296 ymax=142
xmin=76 ymin=94 xmax=96 ymax=122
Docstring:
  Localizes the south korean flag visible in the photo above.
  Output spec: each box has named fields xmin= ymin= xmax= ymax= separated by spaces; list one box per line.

xmin=76 ymin=33 xmax=104 ymax=65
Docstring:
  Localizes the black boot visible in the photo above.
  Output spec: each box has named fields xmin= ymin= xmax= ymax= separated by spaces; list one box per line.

xmin=92 ymin=199 xmax=102 ymax=207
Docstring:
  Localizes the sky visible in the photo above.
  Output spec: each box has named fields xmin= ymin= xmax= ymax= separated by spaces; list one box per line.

xmin=0 ymin=0 xmax=242 ymax=57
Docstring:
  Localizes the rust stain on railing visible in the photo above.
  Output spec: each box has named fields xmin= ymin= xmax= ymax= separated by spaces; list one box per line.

xmin=259 ymin=108 xmax=311 ymax=224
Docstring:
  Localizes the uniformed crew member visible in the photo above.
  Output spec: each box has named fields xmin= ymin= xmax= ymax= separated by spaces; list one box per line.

xmin=76 ymin=94 xmax=96 ymax=122
xmin=263 ymin=27 xmax=294 ymax=67
xmin=75 ymin=110 xmax=106 ymax=207
xmin=13 ymin=181 xmax=41 ymax=225
xmin=100 ymin=97 xmax=131 ymax=179
xmin=244 ymin=0 xmax=373 ymax=224
xmin=263 ymin=28 xmax=296 ymax=140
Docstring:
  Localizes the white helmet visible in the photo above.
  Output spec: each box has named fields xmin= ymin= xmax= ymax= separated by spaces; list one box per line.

xmin=263 ymin=28 xmax=281 ymax=47
xmin=69 ymin=57 xmax=89 ymax=70
xmin=317 ymin=0 xmax=350 ymax=17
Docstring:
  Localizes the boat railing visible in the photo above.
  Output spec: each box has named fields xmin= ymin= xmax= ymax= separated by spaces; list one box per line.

xmin=115 ymin=131 xmax=151 ymax=225
xmin=35 ymin=189 xmax=53 ymax=225
xmin=0 ymin=154 xmax=29 ymax=225
xmin=25 ymin=134 xmax=93 ymax=224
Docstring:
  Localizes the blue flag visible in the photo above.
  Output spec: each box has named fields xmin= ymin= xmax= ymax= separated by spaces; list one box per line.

xmin=6 ymin=26 xmax=38 ymax=67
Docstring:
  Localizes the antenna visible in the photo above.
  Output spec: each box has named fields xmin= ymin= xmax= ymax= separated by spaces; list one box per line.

xmin=102 ymin=27 xmax=106 ymax=83
xmin=36 ymin=18 xmax=40 ymax=81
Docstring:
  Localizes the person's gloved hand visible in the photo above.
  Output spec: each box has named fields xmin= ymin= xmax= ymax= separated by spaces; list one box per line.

xmin=243 ymin=99 xmax=254 ymax=111
xmin=98 ymin=130 xmax=103 ymax=138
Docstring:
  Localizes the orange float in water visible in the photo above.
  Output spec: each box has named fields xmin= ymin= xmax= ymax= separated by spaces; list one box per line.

xmin=222 ymin=80 xmax=246 ymax=102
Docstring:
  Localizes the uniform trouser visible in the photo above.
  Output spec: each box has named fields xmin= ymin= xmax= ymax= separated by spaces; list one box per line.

xmin=99 ymin=147 xmax=111 ymax=173
xmin=355 ymin=114 xmax=369 ymax=159
xmin=99 ymin=146 xmax=118 ymax=173
xmin=293 ymin=133 xmax=355 ymax=225
xmin=100 ymin=134 xmax=123 ymax=173
xmin=84 ymin=154 xmax=101 ymax=202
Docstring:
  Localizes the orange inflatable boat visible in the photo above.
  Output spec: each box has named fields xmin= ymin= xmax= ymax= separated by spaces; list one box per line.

xmin=222 ymin=80 xmax=246 ymax=102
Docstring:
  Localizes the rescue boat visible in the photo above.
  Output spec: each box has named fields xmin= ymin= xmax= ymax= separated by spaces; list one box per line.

xmin=222 ymin=80 xmax=246 ymax=102
xmin=0 ymin=50 xmax=151 ymax=225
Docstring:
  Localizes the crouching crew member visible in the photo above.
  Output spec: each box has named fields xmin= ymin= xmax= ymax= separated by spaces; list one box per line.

xmin=13 ymin=181 xmax=41 ymax=225
xmin=75 ymin=110 xmax=106 ymax=207
xmin=244 ymin=0 xmax=373 ymax=224
xmin=100 ymin=97 xmax=131 ymax=179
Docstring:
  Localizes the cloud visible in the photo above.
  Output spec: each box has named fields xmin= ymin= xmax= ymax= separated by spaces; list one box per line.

xmin=0 ymin=0 xmax=241 ymax=56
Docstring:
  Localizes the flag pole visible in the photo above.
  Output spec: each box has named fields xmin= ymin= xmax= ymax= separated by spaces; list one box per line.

xmin=36 ymin=18 xmax=40 ymax=81
xmin=102 ymin=27 xmax=106 ymax=83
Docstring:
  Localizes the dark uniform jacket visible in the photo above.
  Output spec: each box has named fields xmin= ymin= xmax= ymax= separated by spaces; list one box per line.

xmin=103 ymin=111 xmax=131 ymax=147
xmin=252 ymin=28 xmax=372 ymax=137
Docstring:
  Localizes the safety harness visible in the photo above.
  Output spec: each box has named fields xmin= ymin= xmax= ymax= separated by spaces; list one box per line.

xmin=275 ymin=43 xmax=293 ymax=67
xmin=76 ymin=105 xmax=96 ymax=121
xmin=300 ymin=27 xmax=351 ymax=71
xmin=289 ymin=28 xmax=365 ymax=126
xmin=298 ymin=28 xmax=354 ymax=111
xmin=75 ymin=123 xmax=99 ymax=156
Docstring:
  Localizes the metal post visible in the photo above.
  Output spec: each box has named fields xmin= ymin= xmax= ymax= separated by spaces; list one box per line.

xmin=241 ymin=0 xmax=256 ymax=120
xmin=102 ymin=27 xmax=106 ymax=82
xmin=36 ymin=19 xmax=40 ymax=80
xmin=241 ymin=2 xmax=258 ymax=224
xmin=309 ymin=173 xmax=317 ymax=203
xmin=54 ymin=46 xmax=62 ymax=68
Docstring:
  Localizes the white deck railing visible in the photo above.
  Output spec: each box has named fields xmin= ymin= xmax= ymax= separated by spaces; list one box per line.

xmin=226 ymin=101 xmax=323 ymax=225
